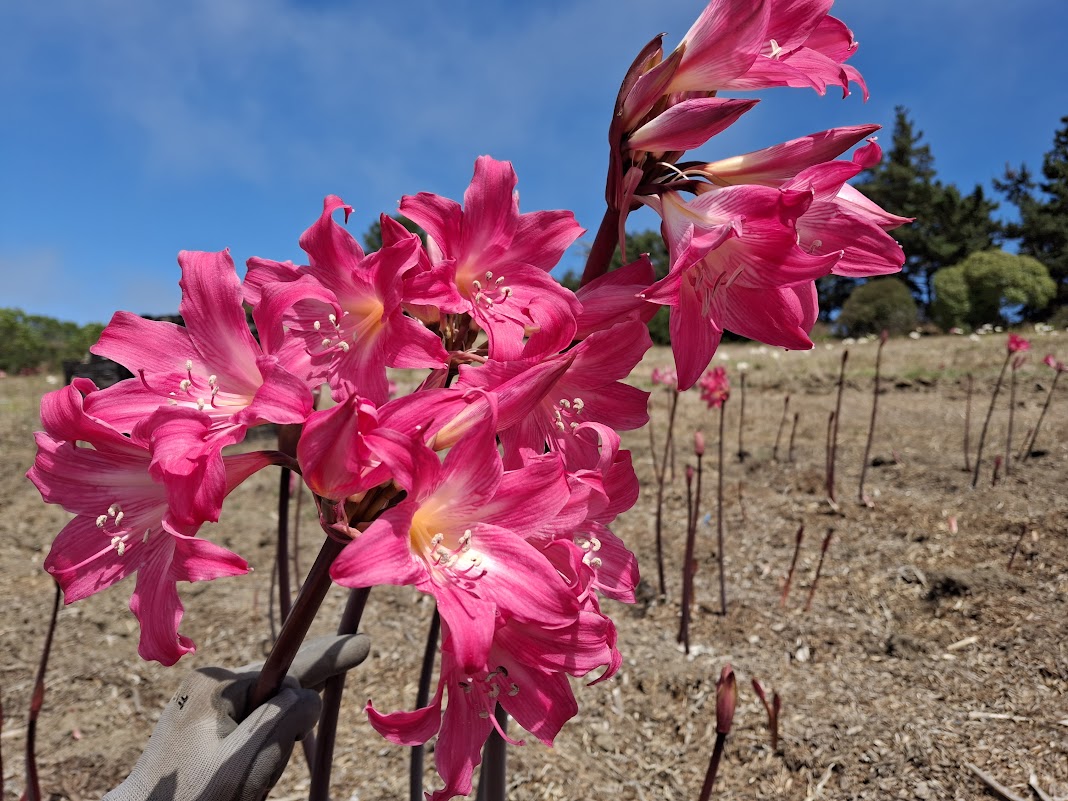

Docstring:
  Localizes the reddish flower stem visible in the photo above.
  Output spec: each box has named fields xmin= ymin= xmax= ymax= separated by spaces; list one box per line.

xmin=277 ymin=467 xmax=293 ymax=623
xmin=717 ymin=401 xmax=728 ymax=616
xmin=1022 ymin=369 xmax=1062 ymax=461
xmin=476 ymin=705 xmax=510 ymax=801
xmin=779 ymin=524 xmax=804 ymax=608
xmin=736 ymin=372 xmax=747 ymax=462
xmin=827 ymin=350 xmax=848 ymax=504
xmin=963 ymin=374 xmax=974 ymax=471
xmin=1005 ymin=366 xmax=1019 ymax=477
xmin=308 ymin=585 xmax=371 ymax=801
xmin=250 ymin=534 xmax=347 ymax=710
xmin=772 ymin=394 xmax=790 ymax=462
xmin=653 ymin=390 xmax=680 ymax=598
xmin=1007 ymin=523 xmax=1028 ymax=570
xmin=972 ymin=351 xmax=1012 ymax=488
xmin=679 ymin=454 xmax=702 ymax=653
xmin=698 ymin=733 xmax=727 ymax=801
xmin=23 ymin=582 xmax=60 ymax=801
xmin=410 ymin=608 xmax=441 ymax=801
xmin=788 ymin=412 xmax=800 ymax=463
xmin=859 ymin=336 xmax=886 ymax=505
xmin=803 ymin=528 xmax=835 ymax=613
xmin=579 ymin=206 xmax=622 ymax=287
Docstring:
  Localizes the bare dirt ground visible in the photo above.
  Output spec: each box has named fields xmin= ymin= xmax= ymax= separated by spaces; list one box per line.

xmin=2 ymin=332 xmax=1067 ymax=801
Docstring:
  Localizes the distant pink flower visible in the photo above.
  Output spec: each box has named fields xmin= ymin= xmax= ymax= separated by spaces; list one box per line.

xmin=400 ymin=156 xmax=584 ymax=360
xmin=1043 ymin=354 xmax=1065 ymax=372
xmin=651 ymin=366 xmax=679 ymax=390
xmin=699 ymin=367 xmax=731 ymax=408
xmin=1008 ymin=333 xmax=1031 ymax=353
xmin=245 ymin=199 xmax=449 ymax=404
xmin=28 ymin=381 xmax=270 ymax=665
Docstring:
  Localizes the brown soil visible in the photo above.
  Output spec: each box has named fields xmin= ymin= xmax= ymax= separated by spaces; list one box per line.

xmin=2 ymin=333 xmax=1066 ymax=801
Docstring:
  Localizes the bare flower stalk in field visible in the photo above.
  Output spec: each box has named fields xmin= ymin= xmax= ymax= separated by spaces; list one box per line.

xmin=788 ymin=411 xmax=801 ymax=462
xmin=737 ymin=480 xmax=747 ymax=524
xmin=827 ymin=350 xmax=849 ymax=504
xmin=717 ymin=402 xmax=728 ymax=615
xmin=963 ymin=373 xmax=974 ymax=471
xmin=824 ymin=410 xmax=836 ymax=500
xmin=1022 ymin=354 xmax=1065 ymax=461
xmin=991 ymin=454 xmax=1003 ymax=486
xmin=698 ymin=666 xmax=736 ymax=801
xmin=679 ymin=435 xmax=704 ymax=654
xmin=1005 ymin=353 xmax=1027 ymax=477
xmin=751 ymin=679 xmax=782 ymax=753
xmin=803 ymin=528 xmax=835 ymax=612
xmin=858 ymin=331 xmax=887 ymax=506
xmin=780 ymin=524 xmax=805 ymax=608
xmin=1007 ymin=523 xmax=1029 ymax=570
xmin=973 ymin=334 xmax=1029 ymax=487
xmin=22 ymin=583 xmax=61 ymax=801
xmin=737 ymin=371 xmax=748 ymax=462
xmin=772 ymin=394 xmax=791 ymax=461
xmin=645 ymin=375 xmax=679 ymax=602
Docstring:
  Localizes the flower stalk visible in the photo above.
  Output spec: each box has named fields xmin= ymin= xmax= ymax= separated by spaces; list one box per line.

xmin=858 ymin=332 xmax=886 ymax=505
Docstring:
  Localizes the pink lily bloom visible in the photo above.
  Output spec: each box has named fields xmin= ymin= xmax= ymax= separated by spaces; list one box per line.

xmin=641 ymin=186 xmax=839 ymax=389
xmin=28 ymin=381 xmax=271 ymax=665
xmin=85 ymin=249 xmax=313 ymax=504
xmin=1043 ymin=354 xmax=1065 ymax=372
xmin=400 ymin=156 xmax=584 ymax=360
xmin=455 ymin=318 xmax=651 ymax=467
xmin=665 ymin=0 xmax=866 ymax=99
xmin=329 ymin=422 xmax=580 ymax=673
xmin=1008 ymin=333 xmax=1031 ymax=353
xmin=573 ymin=255 xmax=658 ymax=340
xmin=694 ymin=130 xmax=909 ymax=278
xmin=245 ymin=198 xmax=449 ymax=404
xmin=368 ymin=610 xmax=614 ymax=801
xmin=699 ymin=366 xmax=731 ymax=408
xmin=721 ymin=4 xmax=868 ymax=99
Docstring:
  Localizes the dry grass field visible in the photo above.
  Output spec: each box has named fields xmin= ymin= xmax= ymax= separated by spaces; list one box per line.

xmin=2 ymin=331 xmax=1066 ymax=801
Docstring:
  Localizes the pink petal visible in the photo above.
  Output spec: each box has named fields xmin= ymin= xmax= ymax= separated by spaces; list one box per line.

xmin=628 ymin=97 xmax=758 ymax=153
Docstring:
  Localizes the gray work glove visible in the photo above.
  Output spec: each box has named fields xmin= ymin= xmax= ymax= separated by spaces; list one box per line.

xmin=103 ymin=634 xmax=371 ymax=801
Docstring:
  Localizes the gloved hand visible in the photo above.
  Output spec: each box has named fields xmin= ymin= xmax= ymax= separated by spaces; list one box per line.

xmin=103 ymin=634 xmax=371 ymax=801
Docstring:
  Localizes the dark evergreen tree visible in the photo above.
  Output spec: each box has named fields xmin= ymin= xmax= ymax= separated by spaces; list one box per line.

xmin=852 ymin=107 xmax=999 ymax=316
xmin=995 ymin=115 xmax=1068 ymax=310
xmin=361 ymin=215 xmax=426 ymax=251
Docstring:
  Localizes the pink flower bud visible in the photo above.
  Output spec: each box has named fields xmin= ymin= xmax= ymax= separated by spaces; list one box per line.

xmin=715 ymin=665 xmax=737 ymax=735
xmin=694 ymin=430 xmax=706 ymax=456
xmin=1007 ymin=333 xmax=1031 ymax=353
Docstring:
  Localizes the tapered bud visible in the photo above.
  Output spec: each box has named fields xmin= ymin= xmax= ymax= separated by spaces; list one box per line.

xmin=880 ymin=329 xmax=889 ymax=345
xmin=694 ymin=431 xmax=706 ymax=456
xmin=686 ymin=464 xmax=695 ymax=484
xmin=715 ymin=665 xmax=737 ymax=735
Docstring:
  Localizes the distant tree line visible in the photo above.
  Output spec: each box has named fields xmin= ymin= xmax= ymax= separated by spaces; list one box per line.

xmin=0 ymin=309 xmax=106 ymax=374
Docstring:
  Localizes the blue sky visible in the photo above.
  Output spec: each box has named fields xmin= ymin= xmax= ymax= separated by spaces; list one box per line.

xmin=1 ymin=0 xmax=1065 ymax=324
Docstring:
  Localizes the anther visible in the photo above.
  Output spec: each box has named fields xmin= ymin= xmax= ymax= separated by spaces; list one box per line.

xmin=313 ymin=320 xmax=322 ymax=331
xmin=185 ymin=359 xmax=193 ymax=371
xmin=96 ymin=515 xmax=107 ymax=528
xmin=485 ymin=271 xmax=493 ymax=281
xmin=108 ymin=504 xmax=121 ymax=516
xmin=114 ymin=511 xmax=124 ymax=526
xmin=322 ymin=338 xmax=332 ymax=348
xmin=508 ymin=684 xmax=519 ymax=697
xmin=179 ymin=379 xmax=192 ymax=392
xmin=328 ymin=313 xmax=337 ymax=325
xmin=143 ymin=529 xmax=151 ymax=543
xmin=589 ymin=557 xmax=603 ymax=568
xmin=338 ymin=341 xmax=350 ymax=352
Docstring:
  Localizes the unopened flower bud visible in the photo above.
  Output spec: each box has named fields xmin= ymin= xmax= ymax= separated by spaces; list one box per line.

xmin=694 ymin=431 xmax=706 ymax=456
xmin=715 ymin=664 xmax=737 ymax=735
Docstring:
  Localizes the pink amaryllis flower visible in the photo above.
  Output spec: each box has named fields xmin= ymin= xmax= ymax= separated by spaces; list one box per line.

xmin=85 ymin=249 xmax=313 ymax=507
xmin=245 ymin=198 xmax=448 ymax=404
xmin=1043 ymin=354 xmax=1066 ymax=372
xmin=641 ymin=186 xmax=839 ymax=389
xmin=28 ymin=380 xmax=272 ymax=665
xmin=665 ymin=0 xmax=867 ymax=99
xmin=699 ymin=366 xmax=731 ymax=408
xmin=1008 ymin=333 xmax=1031 ymax=353
xmin=455 ymin=318 xmax=652 ymax=467
xmin=400 ymin=156 xmax=584 ymax=360
xmin=651 ymin=366 xmax=679 ymax=389
xmin=368 ymin=608 xmax=615 ymax=801
xmin=329 ymin=421 xmax=580 ymax=673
